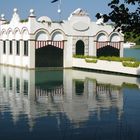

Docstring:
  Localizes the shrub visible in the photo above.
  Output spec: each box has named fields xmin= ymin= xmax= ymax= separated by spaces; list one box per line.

xmin=20 ymin=19 xmax=28 ymax=23
xmin=73 ymin=54 xmax=86 ymax=59
xmin=122 ymin=82 xmax=139 ymax=89
xmin=85 ymin=58 xmax=97 ymax=63
xmin=122 ymin=61 xmax=140 ymax=68
xmin=73 ymin=55 xmax=140 ymax=67
xmin=99 ymin=56 xmax=135 ymax=62
xmin=85 ymin=55 xmax=97 ymax=59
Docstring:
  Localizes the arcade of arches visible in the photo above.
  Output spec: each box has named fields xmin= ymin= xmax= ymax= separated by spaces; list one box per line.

xmin=35 ymin=31 xmax=121 ymax=67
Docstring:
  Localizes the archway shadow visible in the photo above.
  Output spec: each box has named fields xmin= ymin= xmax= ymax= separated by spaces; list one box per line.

xmin=35 ymin=45 xmax=63 ymax=67
xmin=97 ymin=45 xmax=120 ymax=57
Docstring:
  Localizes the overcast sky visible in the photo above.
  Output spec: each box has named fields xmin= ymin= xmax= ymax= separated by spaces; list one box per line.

xmin=0 ymin=0 xmax=135 ymax=21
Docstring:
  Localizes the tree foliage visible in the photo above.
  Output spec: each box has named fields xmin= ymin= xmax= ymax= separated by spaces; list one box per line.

xmin=96 ymin=0 xmax=140 ymax=35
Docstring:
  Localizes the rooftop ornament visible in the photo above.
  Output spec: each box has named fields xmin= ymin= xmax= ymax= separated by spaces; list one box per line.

xmin=1 ymin=14 xmax=5 ymax=21
xmin=13 ymin=8 xmax=18 ymax=13
xmin=10 ymin=8 xmax=20 ymax=23
xmin=29 ymin=9 xmax=35 ymax=17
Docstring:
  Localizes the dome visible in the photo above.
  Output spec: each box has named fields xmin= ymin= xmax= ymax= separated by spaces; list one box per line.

xmin=38 ymin=16 xmax=52 ymax=23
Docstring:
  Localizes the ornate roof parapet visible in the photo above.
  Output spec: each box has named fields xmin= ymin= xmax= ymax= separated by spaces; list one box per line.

xmin=68 ymin=8 xmax=90 ymax=20
xmin=10 ymin=8 xmax=20 ymax=24
xmin=68 ymin=8 xmax=91 ymax=32
xmin=71 ymin=8 xmax=89 ymax=17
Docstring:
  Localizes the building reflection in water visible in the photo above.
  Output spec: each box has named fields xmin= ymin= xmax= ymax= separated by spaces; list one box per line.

xmin=0 ymin=66 xmax=140 ymax=131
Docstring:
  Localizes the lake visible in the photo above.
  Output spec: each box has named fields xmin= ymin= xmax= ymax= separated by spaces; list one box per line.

xmin=124 ymin=48 xmax=140 ymax=61
xmin=0 ymin=66 xmax=140 ymax=140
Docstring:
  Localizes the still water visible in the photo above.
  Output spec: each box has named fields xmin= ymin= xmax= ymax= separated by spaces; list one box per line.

xmin=124 ymin=48 xmax=140 ymax=61
xmin=0 ymin=66 xmax=140 ymax=140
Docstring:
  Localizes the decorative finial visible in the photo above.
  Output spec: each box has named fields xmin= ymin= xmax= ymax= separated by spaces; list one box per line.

xmin=57 ymin=9 xmax=61 ymax=14
xmin=1 ymin=14 xmax=5 ymax=20
xmin=13 ymin=8 xmax=18 ymax=13
xmin=29 ymin=9 xmax=35 ymax=17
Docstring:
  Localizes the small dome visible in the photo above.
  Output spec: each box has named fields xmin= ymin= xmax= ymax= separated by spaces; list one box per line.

xmin=38 ymin=16 xmax=52 ymax=23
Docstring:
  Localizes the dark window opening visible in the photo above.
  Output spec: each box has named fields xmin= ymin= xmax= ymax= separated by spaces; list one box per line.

xmin=24 ymin=41 xmax=28 ymax=56
xmin=16 ymin=41 xmax=20 ymax=55
xmin=3 ymin=41 xmax=6 ymax=54
xmin=76 ymin=40 xmax=85 ymax=55
xmin=9 ymin=41 xmax=13 ymax=55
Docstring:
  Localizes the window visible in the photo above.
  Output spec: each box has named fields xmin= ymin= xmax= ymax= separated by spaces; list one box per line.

xmin=9 ymin=41 xmax=13 ymax=54
xmin=16 ymin=41 xmax=20 ymax=55
xmin=3 ymin=41 xmax=6 ymax=54
xmin=24 ymin=41 xmax=28 ymax=56
xmin=76 ymin=40 xmax=85 ymax=55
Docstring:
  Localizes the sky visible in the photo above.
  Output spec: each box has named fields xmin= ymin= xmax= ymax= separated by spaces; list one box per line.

xmin=0 ymin=0 xmax=137 ymax=21
xmin=0 ymin=0 xmax=113 ymax=21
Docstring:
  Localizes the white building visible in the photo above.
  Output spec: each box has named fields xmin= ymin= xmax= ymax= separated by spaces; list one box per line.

xmin=0 ymin=8 xmax=124 ymax=69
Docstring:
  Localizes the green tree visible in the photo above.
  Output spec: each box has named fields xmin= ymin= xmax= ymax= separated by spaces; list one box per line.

xmin=96 ymin=0 xmax=140 ymax=35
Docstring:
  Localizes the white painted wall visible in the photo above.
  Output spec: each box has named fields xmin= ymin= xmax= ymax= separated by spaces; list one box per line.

xmin=36 ymin=31 xmax=48 ymax=40
xmin=52 ymin=32 xmax=64 ymax=41
xmin=0 ymin=8 xmax=124 ymax=69
xmin=73 ymin=58 xmax=140 ymax=76
xmin=110 ymin=33 xmax=121 ymax=42
xmin=97 ymin=33 xmax=108 ymax=41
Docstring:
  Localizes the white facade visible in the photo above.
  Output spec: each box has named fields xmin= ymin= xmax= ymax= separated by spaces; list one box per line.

xmin=0 ymin=8 xmax=124 ymax=69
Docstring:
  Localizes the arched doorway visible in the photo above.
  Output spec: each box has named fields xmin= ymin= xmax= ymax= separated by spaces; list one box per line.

xmin=97 ymin=45 xmax=120 ymax=57
xmin=35 ymin=45 xmax=63 ymax=67
xmin=96 ymin=33 xmax=120 ymax=57
xmin=76 ymin=40 xmax=85 ymax=55
xmin=35 ymin=30 xmax=64 ymax=67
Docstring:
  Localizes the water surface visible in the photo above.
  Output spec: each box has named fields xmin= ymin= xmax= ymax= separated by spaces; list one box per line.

xmin=124 ymin=48 xmax=140 ymax=61
xmin=0 ymin=66 xmax=140 ymax=140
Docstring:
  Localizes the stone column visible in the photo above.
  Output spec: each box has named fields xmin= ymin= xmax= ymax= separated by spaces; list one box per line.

xmin=63 ymin=38 xmax=73 ymax=68
xmin=20 ymin=40 xmax=24 ymax=67
xmin=28 ymin=40 xmax=35 ymax=69
xmin=84 ymin=37 xmax=89 ymax=56
xmin=120 ymin=42 xmax=124 ymax=57
xmin=93 ymin=40 xmax=97 ymax=57
xmin=0 ymin=40 xmax=3 ymax=64
xmin=28 ymin=9 xmax=36 ymax=69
